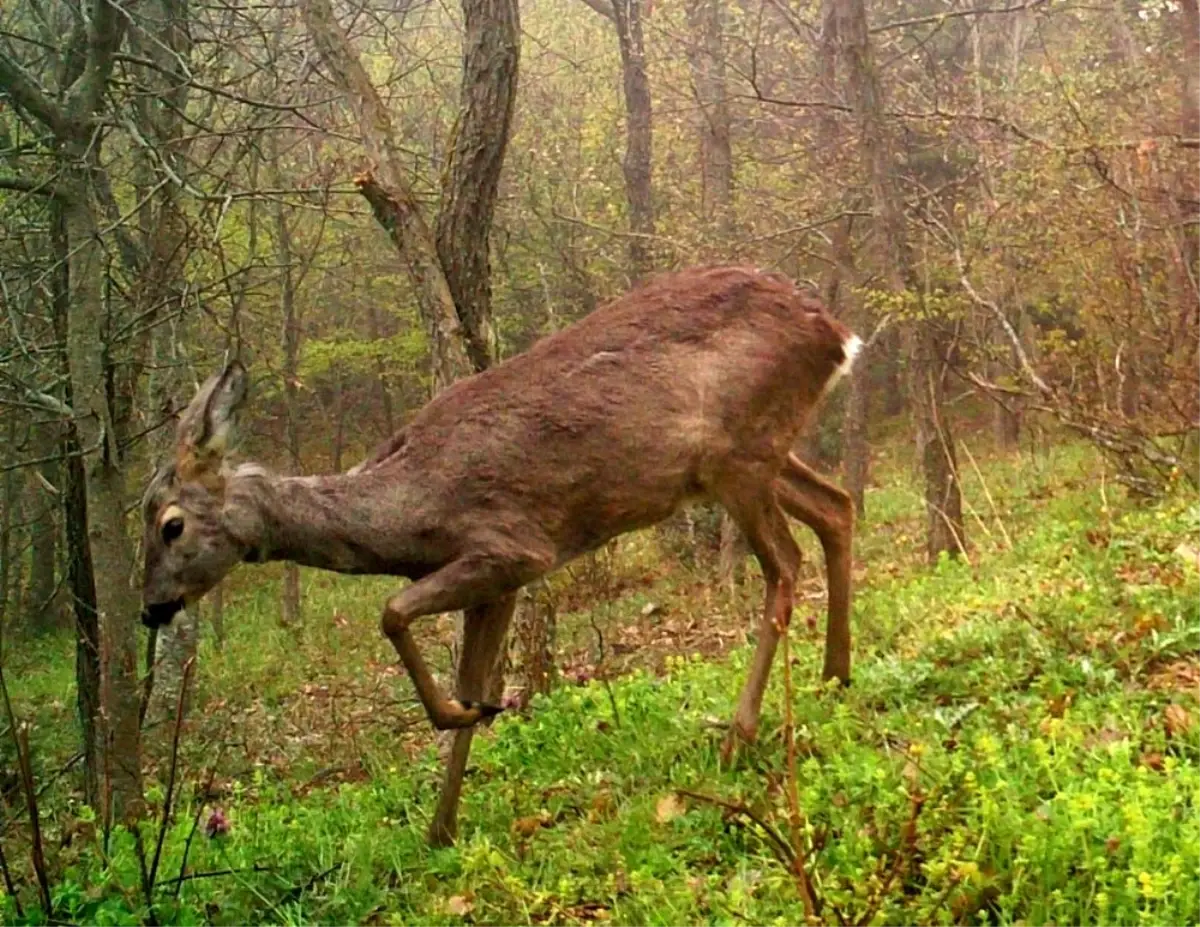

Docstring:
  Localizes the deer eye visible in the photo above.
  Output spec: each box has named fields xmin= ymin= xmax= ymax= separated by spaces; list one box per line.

xmin=162 ymin=516 xmax=185 ymax=544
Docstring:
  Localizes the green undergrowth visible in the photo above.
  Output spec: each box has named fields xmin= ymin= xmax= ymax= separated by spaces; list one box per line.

xmin=3 ymin=440 xmax=1199 ymax=925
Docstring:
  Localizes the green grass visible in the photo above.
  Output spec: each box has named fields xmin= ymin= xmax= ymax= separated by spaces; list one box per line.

xmin=3 ymin=436 xmax=1198 ymax=925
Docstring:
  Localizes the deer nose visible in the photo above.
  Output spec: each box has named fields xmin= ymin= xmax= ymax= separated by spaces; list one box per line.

xmin=141 ymin=598 xmax=184 ymax=628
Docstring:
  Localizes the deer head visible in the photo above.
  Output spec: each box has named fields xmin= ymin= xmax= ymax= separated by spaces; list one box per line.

xmin=140 ymin=361 xmax=251 ymax=628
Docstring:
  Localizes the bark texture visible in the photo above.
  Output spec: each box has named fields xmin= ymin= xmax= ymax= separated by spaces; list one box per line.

xmin=820 ymin=0 xmax=870 ymax=517
xmin=611 ymin=0 xmax=656 ymax=280
xmin=435 ymin=0 xmax=520 ymax=372
xmin=835 ymin=0 xmax=964 ymax=561
xmin=685 ymin=0 xmax=733 ymax=244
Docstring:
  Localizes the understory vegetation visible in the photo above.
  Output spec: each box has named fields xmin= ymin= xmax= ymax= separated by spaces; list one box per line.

xmin=4 ymin=433 xmax=1197 ymax=926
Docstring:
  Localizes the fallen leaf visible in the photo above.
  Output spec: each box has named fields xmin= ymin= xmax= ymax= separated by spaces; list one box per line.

xmin=656 ymin=793 xmax=685 ymax=824
xmin=445 ymin=895 xmax=474 ymax=917
xmin=512 ymin=816 xmax=542 ymax=838
xmin=1164 ymin=703 xmax=1193 ymax=738
xmin=1046 ymin=691 xmax=1074 ymax=718
xmin=590 ymin=791 xmax=616 ymax=822
xmin=1173 ymin=543 xmax=1199 ymax=571
xmin=1083 ymin=727 xmax=1128 ymax=750
xmin=1139 ymin=752 xmax=1165 ymax=771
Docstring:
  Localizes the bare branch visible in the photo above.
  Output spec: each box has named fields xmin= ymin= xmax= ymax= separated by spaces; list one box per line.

xmin=0 ymin=51 xmax=71 ymax=136
xmin=0 ymin=173 xmax=65 ymax=198
xmin=63 ymin=0 xmax=130 ymax=123
xmin=737 ymin=210 xmax=872 ymax=247
xmin=575 ymin=0 xmax=616 ymax=22
xmin=871 ymin=0 xmax=1049 ymax=34
xmin=953 ymin=249 xmax=1052 ymax=397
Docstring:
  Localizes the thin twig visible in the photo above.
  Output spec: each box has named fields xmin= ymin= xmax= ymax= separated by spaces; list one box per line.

xmin=953 ymin=251 xmax=1052 ymax=396
xmin=15 ymin=724 xmax=52 ymax=914
xmin=139 ymin=625 xmax=160 ymax=728
xmin=0 ymin=753 xmax=83 ymax=836
xmin=675 ymin=789 xmax=796 ymax=867
xmin=148 ymin=658 xmax=195 ymax=895
xmin=589 ymin=611 xmax=621 ymax=728
xmin=779 ymin=619 xmax=819 ymax=919
xmin=172 ymin=745 xmax=228 ymax=900
xmin=0 ymin=836 xmax=22 ymax=919
xmin=959 ymin=441 xmax=1013 ymax=549
xmin=160 ymin=863 xmax=276 ymax=887
xmin=0 ymin=663 xmax=50 ymax=914
xmin=281 ymin=861 xmax=345 ymax=904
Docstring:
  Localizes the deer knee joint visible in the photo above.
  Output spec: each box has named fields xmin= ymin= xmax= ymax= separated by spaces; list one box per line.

xmin=380 ymin=597 xmax=417 ymax=638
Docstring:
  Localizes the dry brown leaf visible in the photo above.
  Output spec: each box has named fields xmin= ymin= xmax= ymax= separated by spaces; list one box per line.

xmin=445 ymin=894 xmax=474 ymax=917
xmin=1163 ymin=703 xmax=1193 ymax=738
xmin=1046 ymin=691 xmax=1073 ymax=718
xmin=656 ymin=793 xmax=685 ymax=824
xmin=512 ymin=816 xmax=542 ymax=838
xmin=1173 ymin=543 xmax=1199 ymax=571
xmin=1139 ymin=752 xmax=1165 ymax=771
xmin=589 ymin=791 xmax=616 ymax=822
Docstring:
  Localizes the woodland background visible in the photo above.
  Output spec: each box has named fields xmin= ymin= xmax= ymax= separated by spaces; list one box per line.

xmin=0 ymin=0 xmax=1197 ymax=922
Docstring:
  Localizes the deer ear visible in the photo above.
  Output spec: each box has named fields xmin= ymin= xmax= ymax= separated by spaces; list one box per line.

xmin=176 ymin=362 xmax=248 ymax=484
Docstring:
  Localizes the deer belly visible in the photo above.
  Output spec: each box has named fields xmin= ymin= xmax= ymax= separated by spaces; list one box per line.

xmin=551 ymin=470 xmax=701 ymax=563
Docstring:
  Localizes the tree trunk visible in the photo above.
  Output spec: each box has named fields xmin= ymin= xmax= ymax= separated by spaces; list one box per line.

xmin=0 ymin=419 xmax=18 ymax=634
xmin=433 ymin=0 xmax=520 ymax=372
xmin=275 ymin=187 xmax=303 ymax=628
xmin=685 ymin=0 xmax=732 ymax=245
xmin=63 ymin=424 xmax=102 ymax=808
xmin=24 ymin=426 xmax=60 ymax=632
xmin=836 ymin=0 xmax=964 ymax=560
xmin=366 ymin=304 xmax=395 ymax=436
xmin=48 ymin=197 xmax=102 ymax=808
xmin=820 ymin=1 xmax=869 ymax=516
xmin=0 ymin=0 xmax=139 ymax=821
xmin=64 ymin=184 xmax=144 ymax=827
xmin=435 ymin=0 xmax=521 ymax=707
xmin=684 ymin=0 xmax=743 ymax=582
xmin=1182 ymin=0 xmax=1199 ymax=141
xmin=1175 ymin=0 xmax=1199 ymax=332
xmin=303 ymin=0 xmax=477 ymax=392
xmin=611 ymin=0 xmax=656 ymax=280
xmin=144 ymin=324 xmax=199 ymax=729
xmin=511 ymin=583 xmax=556 ymax=706
xmin=717 ymin=516 xmax=745 ymax=595
xmin=909 ymin=322 xmax=967 ymax=560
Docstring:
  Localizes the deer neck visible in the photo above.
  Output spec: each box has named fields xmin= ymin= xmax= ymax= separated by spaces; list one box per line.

xmin=224 ymin=465 xmax=433 ymax=576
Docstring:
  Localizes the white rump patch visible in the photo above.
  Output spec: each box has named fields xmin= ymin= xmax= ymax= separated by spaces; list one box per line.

xmin=823 ymin=333 xmax=863 ymax=395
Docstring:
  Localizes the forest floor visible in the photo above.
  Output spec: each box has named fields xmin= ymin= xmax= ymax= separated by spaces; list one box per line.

xmin=3 ymin=429 xmax=1198 ymax=926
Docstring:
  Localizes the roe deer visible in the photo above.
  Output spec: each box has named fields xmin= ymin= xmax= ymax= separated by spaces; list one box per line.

xmin=139 ymin=265 xmax=860 ymax=846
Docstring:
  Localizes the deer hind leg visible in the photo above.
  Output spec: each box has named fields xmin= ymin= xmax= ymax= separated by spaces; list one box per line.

xmin=381 ymin=551 xmax=546 ymax=731
xmin=429 ymin=593 xmax=517 ymax=847
xmin=776 ymin=453 xmax=855 ymax=685
xmin=718 ymin=484 xmax=801 ymax=763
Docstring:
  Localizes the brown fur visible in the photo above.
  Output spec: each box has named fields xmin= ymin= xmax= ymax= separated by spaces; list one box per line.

xmin=140 ymin=265 xmax=859 ymax=846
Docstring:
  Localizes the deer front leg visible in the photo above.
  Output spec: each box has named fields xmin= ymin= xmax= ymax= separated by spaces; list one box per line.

xmin=381 ymin=553 xmax=542 ymax=730
xmin=429 ymin=594 xmax=517 ymax=847
xmin=716 ymin=486 xmax=801 ymax=766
